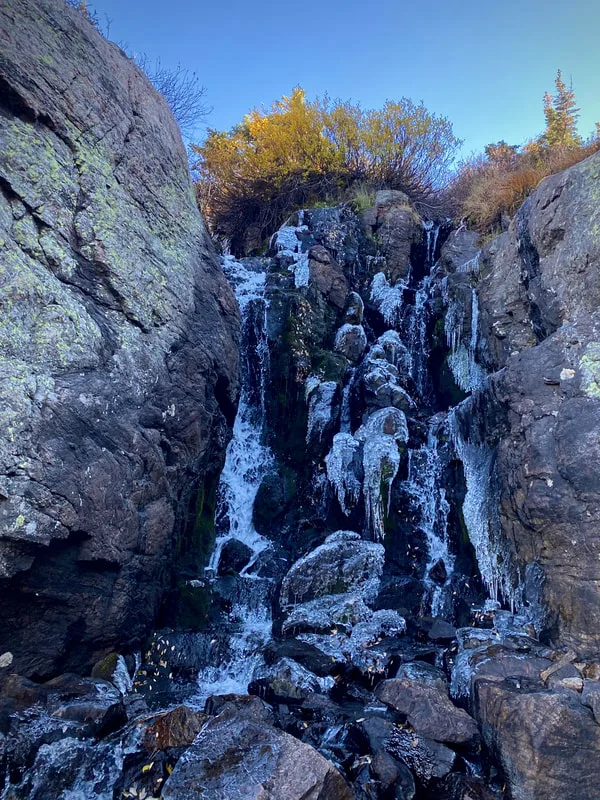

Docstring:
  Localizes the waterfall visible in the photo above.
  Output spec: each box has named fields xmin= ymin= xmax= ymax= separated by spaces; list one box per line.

xmin=195 ymin=255 xmax=275 ymax=702
xmin=208 ymin=256 xmax=272 ymax=575
xmin=406 ymin=273 xmax=431 ymax=396
xmin=406 ymin=425 xmax=454 ymax=616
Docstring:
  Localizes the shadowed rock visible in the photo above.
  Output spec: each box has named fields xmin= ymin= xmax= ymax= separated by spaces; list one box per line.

xmin=0 ymin=0 xmax=239 ymax=678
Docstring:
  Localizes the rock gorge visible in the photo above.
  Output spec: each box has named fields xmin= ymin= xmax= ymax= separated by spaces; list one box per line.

xmin=1 ymin=0 xmax=600 ymax=798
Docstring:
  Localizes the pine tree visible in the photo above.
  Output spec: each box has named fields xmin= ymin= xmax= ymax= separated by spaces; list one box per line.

xmin=543 ymin=70 xmax=582 ymax=148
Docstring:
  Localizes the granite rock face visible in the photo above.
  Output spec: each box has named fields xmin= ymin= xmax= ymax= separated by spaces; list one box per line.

xmin=475 ymin=678 xmax=600 ymax=800
xmin=0 ymin=0 xmax=239 ymax=678
xmin=443 ymin=151 xmax=600 ymax=658
xmin=477 ymin=152 xmax=600 ymax=371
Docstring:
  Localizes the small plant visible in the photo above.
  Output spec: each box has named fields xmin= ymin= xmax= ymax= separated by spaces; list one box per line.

xmin=348 ymin=182 xmax=376 ymax=213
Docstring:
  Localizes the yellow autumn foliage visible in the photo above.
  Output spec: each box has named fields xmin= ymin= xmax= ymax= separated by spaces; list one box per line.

xmin=192 ymin=88 xmax=460 ymax=253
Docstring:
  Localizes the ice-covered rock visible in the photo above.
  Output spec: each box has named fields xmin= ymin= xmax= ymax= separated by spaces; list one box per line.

xmin=279 ymin=531 xmax=384 ymax=608
xmin=272 ymin=214 xmax=310 ymax=287
xmin=362 ymin=360 xmax=415 ymax=412
xmin=362 ymin=435 xmax=401 ymax=540
xmin=298 ymin=609 xmax=406 ymax=677
xmin=355 ymin=407 xmax=409 ymax=442
xmin=371 ymin=272 xmax=406 ymax=326
xmin=281 ymin=593 xmax=372 ymax=636
xmin=162 ymin=712 xmax=353 ymax=799
xmin=344 ymin=291 xmax=364 ymax=324
xmin=334 ymin=323 xmax=367 ymax=362
xmin=306 ymin=380 xmax=339 ymax=444
xmin=377 ymin=330 xmax=412 ymax=372
xmin=250 ymin=657 xmax=334 ymax=702
xmin=325 ymin=433 xmax=362 ymax=515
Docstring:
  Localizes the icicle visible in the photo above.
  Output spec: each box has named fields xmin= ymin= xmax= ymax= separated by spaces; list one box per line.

xmin=362 ymin=435 xmax=401 ymax=541
xmin=445 ymin=287 xmax=487 ymax=393
xmin=306 ymin=380 xmax=338 ymax=443
xmin=448 ymin=408 xmax=519 ymax=610
xmin=457 ymin=251 xmax=481 ymax=275
xmin=370 ymin=272 xmax=407 ymax=326
xmin=325 ymin=433 xmax=362 ymax=515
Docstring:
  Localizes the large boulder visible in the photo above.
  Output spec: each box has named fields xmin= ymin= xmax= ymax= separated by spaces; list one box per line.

xmin=376 ymin=678 xmax=478 ymax=744
xmin=161 ymin=710 xmax=353 ymax=799
xmin=370 ymin=190 xmax=423 ymax=283
xmin=279 ymin=531 xmax=385 ymax=608
xmin=0 ymin=0 xmax=239 ymax=678
xmin=474 ymin=678 xmax=600 ymax=800
xmin=480 ymin=314 xmax=600 ymax=656
xmin=477 ymin=151 xmax=600 ymax=371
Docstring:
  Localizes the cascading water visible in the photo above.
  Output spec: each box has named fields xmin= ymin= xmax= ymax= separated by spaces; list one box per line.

xmin=406 ymin=425 xmax=454 ymax=616
xmin=195 ymin=255 xmax=274 ymax=701
xmin=208 ymin=256 xmax=272 ymax=574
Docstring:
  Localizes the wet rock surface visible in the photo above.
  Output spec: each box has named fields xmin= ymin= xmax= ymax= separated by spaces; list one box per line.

xmin=475 ymin=679 xmax=600 ymax=800
xmin=161 ymin=711 xmax=353 ymax=800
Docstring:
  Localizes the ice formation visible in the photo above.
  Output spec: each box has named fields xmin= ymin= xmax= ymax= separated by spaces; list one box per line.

xmin=371 ymin=271 xmax=407 ymax=326
xmin=273 ymin=211 xmax=310 ymax=287
xmin=306 ymin=380 xmax=338 ymax=443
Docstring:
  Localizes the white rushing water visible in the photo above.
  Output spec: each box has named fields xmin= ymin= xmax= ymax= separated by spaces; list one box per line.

xmin=406 ymin=425 xmax=454 ymax=616
xmin=196 ymin=255 xmax=275 ymax=702
xmin=208 ymin=256 xmax=272 ymax=574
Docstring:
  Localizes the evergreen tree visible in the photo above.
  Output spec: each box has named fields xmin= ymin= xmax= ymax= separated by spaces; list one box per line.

xmin=543 ymin=70 xmax=582 ymax=148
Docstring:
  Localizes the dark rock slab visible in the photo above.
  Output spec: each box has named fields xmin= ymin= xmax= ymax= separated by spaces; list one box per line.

xmin=376 ymin=678 xmax=478 ymax=744
xmin=161 ymin=710 xmax=353 ymax=799
xmin=475 ymin=678 xmax=600 ymax=800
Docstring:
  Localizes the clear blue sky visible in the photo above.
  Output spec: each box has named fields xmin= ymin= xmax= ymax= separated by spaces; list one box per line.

xmin=93 ymin=0 xmax=599 ymax=158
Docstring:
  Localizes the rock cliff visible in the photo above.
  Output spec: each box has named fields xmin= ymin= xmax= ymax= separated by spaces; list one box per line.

xmin=444 ymin=151 xmax=600 ymax=657
xmin=0 ymin=0 xmax=239 ymax=679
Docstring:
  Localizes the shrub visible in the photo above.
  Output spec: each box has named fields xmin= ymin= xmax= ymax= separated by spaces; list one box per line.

xmin=135 ymin=56 xmax=211 ymax=136
xmin=449 ymin=71 xmax=600 ymax=235
xmin=192 ymin=88 xmax=461 ymax=253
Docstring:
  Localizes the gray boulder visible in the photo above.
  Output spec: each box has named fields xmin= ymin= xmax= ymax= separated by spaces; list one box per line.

xmin=0 ymin=0 xmax=239 ymax=678
xmin=438 ymin=228 xmax=480 ymax=274
xmin=376 ymin=678 xmax=478 ymax=744
xmin=371 ymin=191 xmax=423 ymax=282
xmin=474 ymin=678 xmax=600 ymax=800
xmin=279 ymin=531 xmax=384 ymax=608
xmin=334 ymin=323 xmax=367 ymax=362
xmin=162 ymin=711 xmax=353 ymax=799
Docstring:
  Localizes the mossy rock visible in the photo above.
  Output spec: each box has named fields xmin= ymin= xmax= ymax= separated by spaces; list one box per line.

xmin=91 ymin=652 xmax=120 ymax=682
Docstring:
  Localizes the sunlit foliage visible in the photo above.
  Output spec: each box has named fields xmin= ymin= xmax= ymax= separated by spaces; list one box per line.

xmin=192 ymin=88 xmax=461 ymax=253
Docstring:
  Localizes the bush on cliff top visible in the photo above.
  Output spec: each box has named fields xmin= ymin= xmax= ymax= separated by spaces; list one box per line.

xmin=192 ymin=88 xmax=461 ymax=254
xmin=451 ymin=71 xmax=600 ymax=235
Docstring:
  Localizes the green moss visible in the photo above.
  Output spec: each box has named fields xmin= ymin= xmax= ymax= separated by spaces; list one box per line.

xmin=171 ymin=581 xmax=212 ymax=630
xmin=580 ymin=342 xmax=600 ymax=398
xmin=91 ymin=652 xmax=119 ymax=681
